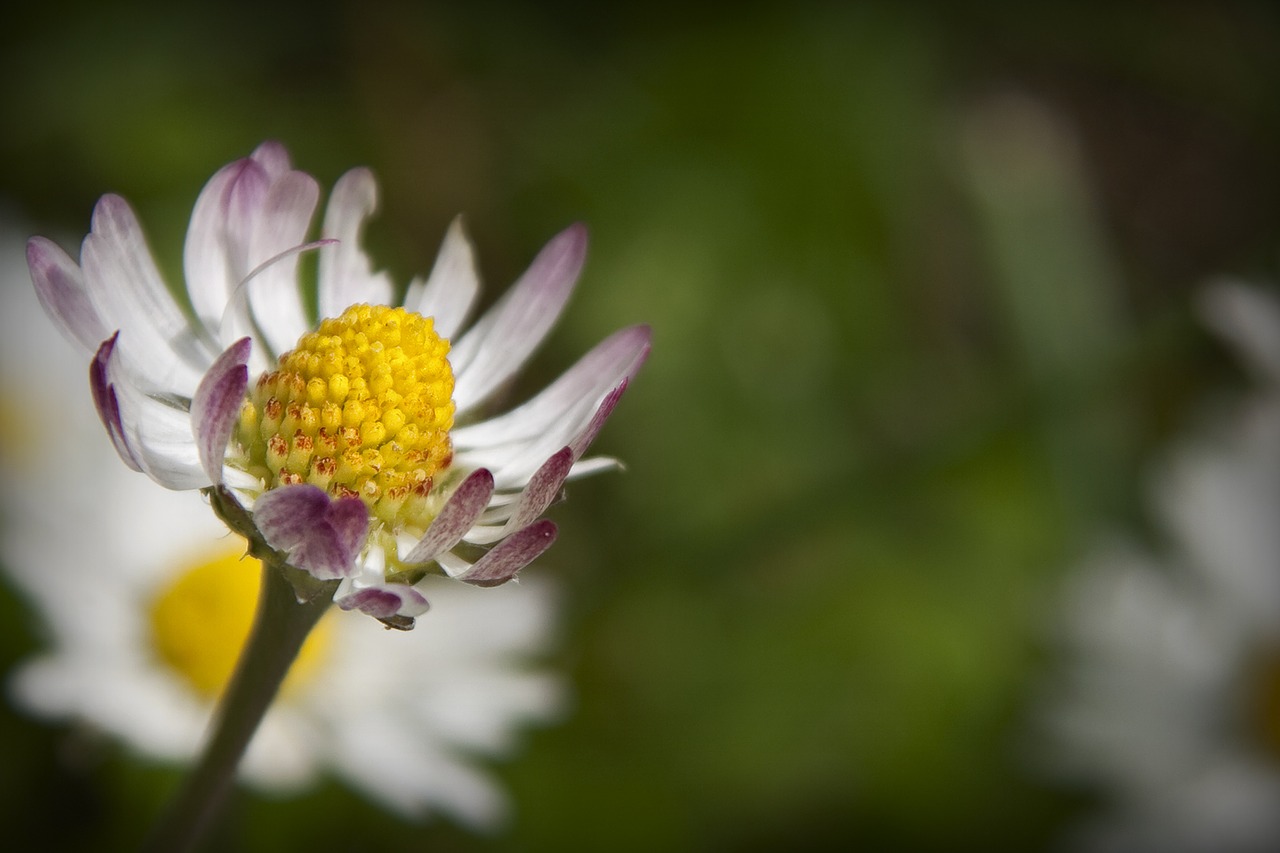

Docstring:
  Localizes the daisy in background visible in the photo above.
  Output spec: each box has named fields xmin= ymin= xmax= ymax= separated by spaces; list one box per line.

xmin=0 ymin=205 xmax=565 ymax=828
xmin=1038 ymin=281 xmax=1280 ymax=853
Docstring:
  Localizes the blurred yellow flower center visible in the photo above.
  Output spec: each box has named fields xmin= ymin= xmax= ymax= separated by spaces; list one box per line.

xmin=235 ymin=304 xmax=456 ymax=528
xmin=149 ymin=549 xmax=332 ymax=698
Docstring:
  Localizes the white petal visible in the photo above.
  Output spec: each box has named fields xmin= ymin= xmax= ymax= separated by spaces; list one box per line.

xmin=318 ymin=167 xmax=395 ymax=318
xmin=82 ymin=195 xmax=206 ymax=394
xmin=404 ymin=216 xmax=480 ymax=339
xmin=452 ymin=324 xmax=649 ymax=448
xmin=450 ymin=223 xmax=587 ymax=414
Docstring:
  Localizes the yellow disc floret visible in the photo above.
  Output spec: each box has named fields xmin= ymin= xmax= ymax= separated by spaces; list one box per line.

xmin=234 ymin=304 xmax=455 ymax=529
xmin=150 ymin=549 xmax=332 ymax=698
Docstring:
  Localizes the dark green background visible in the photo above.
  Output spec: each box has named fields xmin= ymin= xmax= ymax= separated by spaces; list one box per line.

xmin=2 ymin=2 xmax=1278 ymax=850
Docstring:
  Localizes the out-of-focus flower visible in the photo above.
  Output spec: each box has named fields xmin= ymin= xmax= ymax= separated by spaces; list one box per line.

xmin=26 ymin=141 xmax=649 ymax=626
xmin=0 ymin=208 xmax=565 ymax=827
xmin=1039 ymin=282 xmax=1280 ymax=852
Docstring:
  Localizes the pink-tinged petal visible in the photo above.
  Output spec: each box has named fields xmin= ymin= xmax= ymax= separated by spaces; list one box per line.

xmin=403 ymin=469 xmax=495 ymax=564
xmin=254 ymin=485 xmax=369 ymax=580
xmin=568 ymin=380 xmax=629 ymax=460
xmin=459 ymin=519 xmax=558 ymax=588
xmin=467 ymin=449 xmax=572 ymax=545
xmin=27 ymin=237 xmax=107 ymax=352
xmin=318 ymin=167 xmax=395 ymax=318
xmin=184 ymin=151 xmax=317 ymax=357
xmin=450 ymin=223 xmax=588 ymax=414
xmin=249 ymin=140 xmax=294 ymax=178
xmin=190 ymin=338 xmax=251 ymax=485
xmin=83 ymin=195 xmax=205 ymax=394
xmin=403 ymin=217 xmax=480 ymax=340
xmin=452 ymin=324 xmax=650 ymax=448
xmin=460 ymin=378 xmax=634 ymax=490
xmin=90 ymin=334 xmax=142 ymax=472
xmin=184 ymin=156 xmax=271 ymax=334
xmin=244 ymin=171 xmax=320 ymax=357
xmin=337 ymin=583 xmax=430 ymax=619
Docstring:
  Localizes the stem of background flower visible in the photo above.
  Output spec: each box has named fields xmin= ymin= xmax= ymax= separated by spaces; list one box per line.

xmin=141 ymin=559 xmax=337 ymax=853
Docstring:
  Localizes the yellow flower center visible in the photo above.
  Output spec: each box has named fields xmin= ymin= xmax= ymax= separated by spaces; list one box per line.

xmin=149 ymin=549 xmax=332 ymax=698
xmin=234 ymin=304 xmax=456 ymax=529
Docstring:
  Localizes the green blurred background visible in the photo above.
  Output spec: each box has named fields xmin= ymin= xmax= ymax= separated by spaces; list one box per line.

xmin=2 ymin=1 xmax=1278 ymax=850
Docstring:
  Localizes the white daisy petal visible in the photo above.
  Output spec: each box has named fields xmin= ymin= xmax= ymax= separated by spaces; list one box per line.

xmin=452 ymin=323 xmax=650 ymax=448
xmin=318 ymin=167 xmax=395 ymax=317
xmin=243 ymin=171 xmax=320 ymax=357
xmin=82 ymin=195 xmax=206 ymax=394
xmin=404 ymin=216 xmax=480 ymax=339
xmin=450 ymin=222 xmax=588 ymax=414
xmin=184 ymin=154 xmax=275 ymax=336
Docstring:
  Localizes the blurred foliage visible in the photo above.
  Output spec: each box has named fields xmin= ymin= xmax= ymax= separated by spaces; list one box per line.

xmin=2 ymin=1 xmax=1279 ymax=851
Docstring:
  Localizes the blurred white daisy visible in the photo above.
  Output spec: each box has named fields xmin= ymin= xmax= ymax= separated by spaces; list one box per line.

xmin=1039 ymin=282 xmax=1280 ymax=853
xmin=27 ymin=140 xmax=650 ymax=624
xmin=1 ymin=207 xmax=565 ymax=828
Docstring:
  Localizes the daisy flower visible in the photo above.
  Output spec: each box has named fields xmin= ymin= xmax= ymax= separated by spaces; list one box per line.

xmin=1039 ymin=282 xmax=1280 ymax=853
xmin=0 ymin=207 xmax=565 ymax=828
xmin=26 ymin=140 xmax=650 ymax=625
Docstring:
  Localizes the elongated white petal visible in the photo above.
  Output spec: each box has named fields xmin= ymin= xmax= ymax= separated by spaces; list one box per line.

xmin=109 ymin=378 xmax=207 ymax=489
xmin=450 ymin=224 xmax=587 ymax=414
xmin=404 ymin=217 xmax=480 ymax=339
xmin=82 ymin=195 xmax=206 ymax=395
xmin=184 ymin=155 xmax=273 ymax=336
xmin=242 ymin=171 xmax=320 ymax=357
xmin=452 ymin=324 xmax=650 ymax=448
xmin=318 ymin=167 xmax=395 ymax=318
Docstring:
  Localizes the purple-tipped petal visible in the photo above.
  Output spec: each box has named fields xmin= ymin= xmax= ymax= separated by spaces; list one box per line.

xmin=569 ymin=380 xmax=629 ymax=460
xmin=185 ymin=156 xmax=271 ymax=331
xmin=469 ymin=448 xmax=572 ymax=545
xmin=254 ymin=484 xmax=369 ymax=580
xmin=403 ymin=468 xmax=495 ymax=564
xmin=472 ymin=377 xmax=635 ymax=491
xmin=337 ymin=583 xmax=430 ymax=619
xmin=459 ymin=519 xmax=558 ymax=588
xmin=450 ymin=223 xmax=588 ymax=414
xmin=90 ymin=333 xmax=142 ymax=472
xmin=190 ymin=337 xmax=251 ymax=485
xmin=452 ymin=324 xmax=651 ymax=448
xmin=28 ymin=237 xmax=107 ymax=353
xmin=249 ymin=140 xmax=294 ymax=178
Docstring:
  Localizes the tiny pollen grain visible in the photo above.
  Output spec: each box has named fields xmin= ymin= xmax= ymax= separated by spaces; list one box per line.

xmin=235 ymin=304 xmax=455 ymax=528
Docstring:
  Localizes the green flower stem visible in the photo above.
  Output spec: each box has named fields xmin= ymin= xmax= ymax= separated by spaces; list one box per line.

xmin=142 ymin=557 xmax=337 ymax=853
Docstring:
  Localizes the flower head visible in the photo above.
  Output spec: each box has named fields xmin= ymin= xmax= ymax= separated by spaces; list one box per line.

xmin=1039 ymin=282 xmax=1280 ymax=852
xmin=27 ymin=141 xmax=650 ymax=626
xmin=1 ymin=212 xmax=565 ymax=826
